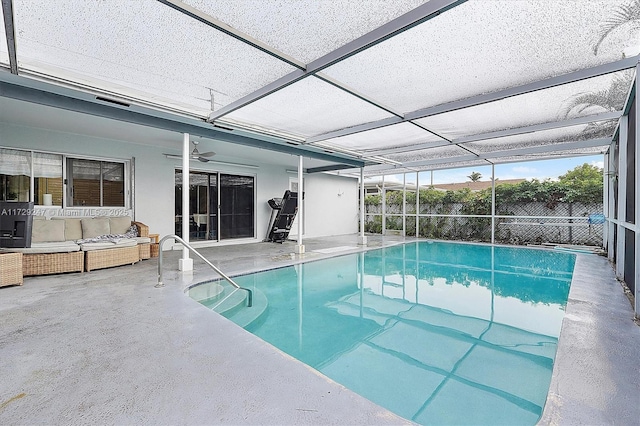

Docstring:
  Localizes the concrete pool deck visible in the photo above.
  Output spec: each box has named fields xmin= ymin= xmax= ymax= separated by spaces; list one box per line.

xmin=1 ymin=235 xmax=638 ymax=425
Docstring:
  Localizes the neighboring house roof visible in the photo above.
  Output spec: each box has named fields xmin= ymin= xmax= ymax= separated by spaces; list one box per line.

xmin=431 ymin=179 xmax=526 ymax=191
xmin=363 ymin=179 xmax=526 ymax=193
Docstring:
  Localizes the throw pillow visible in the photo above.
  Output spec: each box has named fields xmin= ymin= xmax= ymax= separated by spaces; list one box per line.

xmin=32 ymin=219 xmax=66 ymax=243
xmin=109 ymin=216 xmax=132 ymax=235
xmin=81 ymin=217 xmax=110 ymax=239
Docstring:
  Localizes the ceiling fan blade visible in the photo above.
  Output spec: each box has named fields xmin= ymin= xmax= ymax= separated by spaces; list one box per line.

xmin=197 ymin=156 xmax=210 ymax=162
xmin=199 ymin=151 xmax=216 ymax=157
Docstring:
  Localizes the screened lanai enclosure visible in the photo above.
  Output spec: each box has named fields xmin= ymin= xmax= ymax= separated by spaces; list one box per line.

xmin=0 ymin=0 xmax=638 ymax=318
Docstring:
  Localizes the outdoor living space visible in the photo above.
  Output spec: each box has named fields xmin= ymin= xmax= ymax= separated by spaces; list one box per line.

xmin=0 ymin=235 xmax=638 ymax=425
xmin=2 ymin=0 xmax=640 ymax=425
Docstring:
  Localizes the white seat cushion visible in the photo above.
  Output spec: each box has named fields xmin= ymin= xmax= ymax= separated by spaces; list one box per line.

xmin=4 ymin=241 xmax=81 ymax=254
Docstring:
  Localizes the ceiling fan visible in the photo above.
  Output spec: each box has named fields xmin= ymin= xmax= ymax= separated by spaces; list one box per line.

xmin=191 ymin=141 xmax=215 ymax=162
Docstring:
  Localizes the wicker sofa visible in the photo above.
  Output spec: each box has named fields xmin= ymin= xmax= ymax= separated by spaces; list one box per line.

xmin=1 ymin=216 xmax=150 ymax=275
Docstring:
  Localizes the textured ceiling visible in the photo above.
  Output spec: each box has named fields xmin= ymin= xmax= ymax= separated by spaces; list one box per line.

xmin=1 ymin=0 xmax=637 ymax=175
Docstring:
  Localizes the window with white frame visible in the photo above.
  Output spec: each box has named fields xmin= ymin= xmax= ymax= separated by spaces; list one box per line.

xmin=0 ymin=148 xmax=32 ymax=203
xmin=34 ymin=152 xmax=64 ymax=206
xmin=67 ymin=158 xmax=125 ymax=207
xmin=0 ymin=147 xmax=129 ymax=208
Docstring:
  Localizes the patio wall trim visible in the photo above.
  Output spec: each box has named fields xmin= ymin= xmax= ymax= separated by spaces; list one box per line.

xmin=0 ymin=71 xmax=365 ymax=168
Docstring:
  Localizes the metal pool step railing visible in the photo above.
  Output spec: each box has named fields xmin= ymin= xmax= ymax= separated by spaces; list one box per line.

xmin=155 ymin=235 xmax=253 ymax=307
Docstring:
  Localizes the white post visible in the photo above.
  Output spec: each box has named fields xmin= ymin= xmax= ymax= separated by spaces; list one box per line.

xmin=358 ymin=168 xmax=367 ymax=245
xmin=603 ymin=152 xmax=609 ymax=250
xmin=179 ymin=133 xmax=193 ymax=271
xmin=295 ymin=155 xmax=305 ymax=254
xmin=491 ymin=163 xmax=496 ymax=244
xmin=29 ymin=152 xmax=34 ymax=204
xmin=358 ymin=252 xmax=365 ymax=317
xmin=402 ymin=173 xmax=406 ymax=237
xmin=607 ymin=147 xmax=616 ymax=261
xmin=616 ymin=116 xmax=628 ymax=280
xmin=416 ymin=172 xmax=419 ymax=237
xmin=635 ymin=64 xmax=639 ymax=319
xmin=381 ymin=175 xmax=386 ymax=235
xmin=297 ymin=263 xmax=303 ymax=349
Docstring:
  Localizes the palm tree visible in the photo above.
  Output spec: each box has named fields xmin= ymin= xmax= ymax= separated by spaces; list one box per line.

xmin=468 ymin=172 xmax=482 ymax=182
xmin=559 ymin=70 xmax=633 ymax=118
xmin=593 ymin=0 xmax=640 ymax=55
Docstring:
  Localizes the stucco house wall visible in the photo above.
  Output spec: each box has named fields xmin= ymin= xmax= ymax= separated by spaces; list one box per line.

xmin=0 ymin=121 xmax=358 ymax=244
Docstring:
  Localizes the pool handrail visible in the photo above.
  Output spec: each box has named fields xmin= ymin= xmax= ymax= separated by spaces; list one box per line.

xmin=155 ymin=234 xmax=253 ymax=308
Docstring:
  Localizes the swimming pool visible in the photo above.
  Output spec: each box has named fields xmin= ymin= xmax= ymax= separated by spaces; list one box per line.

xmin=189 ymin=241 xmax=575 ymax=425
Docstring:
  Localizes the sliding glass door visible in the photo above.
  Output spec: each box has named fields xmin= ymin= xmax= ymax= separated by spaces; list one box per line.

xmin=175 ymin=171 xmax=254 ymax=241
xmin=220 ymin=174 xmax=254 ymax=239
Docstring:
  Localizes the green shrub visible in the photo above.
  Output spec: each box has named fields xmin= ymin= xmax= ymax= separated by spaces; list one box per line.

xmin=363 ymin=164 xmax=603 ymax=236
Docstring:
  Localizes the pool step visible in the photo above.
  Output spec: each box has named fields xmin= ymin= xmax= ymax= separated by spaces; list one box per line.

xmin=189 ymin=280 xmax=267 ymax=328
xmin=199 ymin=285 xmax=248 ymax=317
xmin=225 ymin=288 xmax=268 ymax=329
xmin=188 ymin=281 xmax=225 ymax=304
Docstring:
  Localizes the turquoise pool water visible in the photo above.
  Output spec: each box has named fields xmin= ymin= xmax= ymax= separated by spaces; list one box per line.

xmin=191 ymin=241 xmax=575 ymax=425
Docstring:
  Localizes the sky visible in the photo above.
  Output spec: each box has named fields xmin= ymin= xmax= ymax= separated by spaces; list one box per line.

xmin=365 ymin=154 xmax=605 ymax=185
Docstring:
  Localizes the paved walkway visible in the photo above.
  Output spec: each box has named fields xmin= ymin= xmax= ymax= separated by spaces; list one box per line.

xmin=1 ymin=235 xmax=638 ymax=425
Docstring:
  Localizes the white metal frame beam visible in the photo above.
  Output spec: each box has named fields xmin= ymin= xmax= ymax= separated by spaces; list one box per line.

xmin=205 ymin=0 xmax=466 ymax=121
xmin=157 ymin=0 xmax=304 ymax=68
xmin=363 ymin=111 xmax=621 ymax=158
xmin=1 ymin=0 xmax=17 ymax=74
xmin=308 ymin=57 xmax=638 ymax=144
xmin=362 ymin=139 xmax=452 ymax=158
xmin=455 ymin=111 xmax=621 ymax=145
xmin=314 ymin=72 xmax=406 ymax=119
xmin=359 ymin=138 xmax=610 ymax=173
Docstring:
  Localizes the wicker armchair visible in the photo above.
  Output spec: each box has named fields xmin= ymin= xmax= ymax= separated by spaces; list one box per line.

xmin=133 ymin=221 xmax=151 ymax=260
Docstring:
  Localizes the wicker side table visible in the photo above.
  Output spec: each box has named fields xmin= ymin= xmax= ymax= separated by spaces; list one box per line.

xmin=148 ymin=233 xmax=160 ymax=258
xmin=0 ymin=252 xmax=24 ymax=287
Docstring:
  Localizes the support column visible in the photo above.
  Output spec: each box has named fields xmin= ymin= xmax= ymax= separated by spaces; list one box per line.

xmin=29 ymin=154 xmax=34 ymax=204
xmin=402 ymin=173 xmax=406 ymax=237
xmin=635 ymin=63 xmax=639 ymax=318
xmin=603 ymin=152 xmax=610 ymax=251
xmin=607 ymin=147 xmax=616 ymax=261
xmin=491 ymin=164 xmax=496 ymax=244
xmin=416 ymin=172 xmax=419 ymax=237
xmin=358 ymin=168 xmax=367 ymax=245
xmin=381 ymin=175 xmax=386 ymax=235
xmin=616 ymin=116 xmax=628 ymax=280
xmin=179 ymin=133 xmax=193 ymax=271
xmin=294 ymin=155 xmax=305 ymax=254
